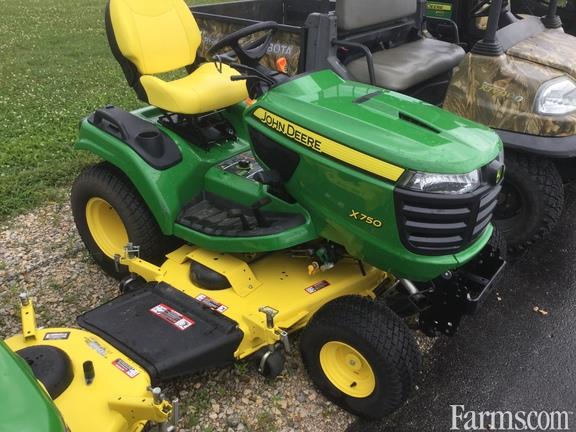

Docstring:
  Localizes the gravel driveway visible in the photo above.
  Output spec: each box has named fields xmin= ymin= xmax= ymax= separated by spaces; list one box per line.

xmin=0 ymin=198 xmax=435 ymax=432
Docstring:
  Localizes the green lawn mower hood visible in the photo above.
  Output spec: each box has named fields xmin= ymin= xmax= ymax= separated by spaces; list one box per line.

xmin=245 ymin=70 xmax=503 ymax=280
xmin=248 ymin=70 xmax=502 ymax=174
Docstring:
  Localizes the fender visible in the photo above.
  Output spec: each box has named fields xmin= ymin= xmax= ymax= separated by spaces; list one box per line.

xmin=76 ymin=117 xmax=205 ymax=234
xmin=497 ymin=128 xmax=576 ymax=158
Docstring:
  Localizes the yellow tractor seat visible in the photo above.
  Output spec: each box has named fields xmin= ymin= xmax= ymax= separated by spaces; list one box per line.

xmin=141 ymin=63 xmax=247 ymax=114
xmin=106 ymin=0 xmax=248 ymax=115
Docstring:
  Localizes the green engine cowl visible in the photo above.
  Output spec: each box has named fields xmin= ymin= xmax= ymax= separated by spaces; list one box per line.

xmin=245 ymin=70 xmax=503 ymax=281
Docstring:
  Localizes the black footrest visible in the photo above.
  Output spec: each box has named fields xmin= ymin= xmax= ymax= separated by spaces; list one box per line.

xmin=177 ymin=192 xmax=305 ymax=237
xmin=77 ymin=283 xmax=243 ymax=382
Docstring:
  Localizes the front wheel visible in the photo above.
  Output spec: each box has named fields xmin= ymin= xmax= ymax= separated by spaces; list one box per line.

xmin=71 ymin=162 xmax=173 ymax=278
xmin=300 ymin=296 xmax=421 ymax=419
xmin=494 ymin=151 xmax=564 ymax=251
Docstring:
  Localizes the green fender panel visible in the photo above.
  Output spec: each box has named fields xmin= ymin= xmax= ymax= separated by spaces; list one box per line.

xmin=0 ymin=341 xmax=66 ymax=432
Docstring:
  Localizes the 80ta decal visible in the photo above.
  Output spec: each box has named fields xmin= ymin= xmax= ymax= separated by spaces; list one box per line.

xmin=349 ymin=210 xmax=383 ymax=228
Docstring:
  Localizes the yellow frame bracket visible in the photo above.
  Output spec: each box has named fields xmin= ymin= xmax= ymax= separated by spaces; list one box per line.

xmin=19 ymin=293 xmax=37 ymax=340
xmin=120 ymin=256 xmax=164 ymax=282
xmin=187 ymin=249 xmax=262 ymax=297
xmin=243 ymin=312 xmax=281 ymax=347
xmin=109 ymin=396 xmax=171 ymax=424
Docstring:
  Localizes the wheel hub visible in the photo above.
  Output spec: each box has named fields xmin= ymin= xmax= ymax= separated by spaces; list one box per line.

xmin=85 ymin=197 xmax=128 ymax=258
xmin=319 ymin=341 xmax=376 ymax=398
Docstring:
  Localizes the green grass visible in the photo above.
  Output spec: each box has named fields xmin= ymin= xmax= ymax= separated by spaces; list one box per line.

xmin=0 ymin=0 xmax=228 ymax=222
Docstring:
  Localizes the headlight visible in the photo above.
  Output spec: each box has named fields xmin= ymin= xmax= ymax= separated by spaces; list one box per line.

xmin=534 ymin=76 xmax=576 ymax=115
xmin=400 ymin=169 xmax=481 ymax=194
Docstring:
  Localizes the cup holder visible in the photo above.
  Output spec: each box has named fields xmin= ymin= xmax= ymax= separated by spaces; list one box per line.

xmin=136 ymin=131 xmax=164 ymax=157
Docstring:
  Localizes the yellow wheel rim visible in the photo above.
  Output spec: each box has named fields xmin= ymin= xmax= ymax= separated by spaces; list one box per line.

xmin=319 ymin=341 xmax=376 ymax=398
xmin=85 ymin=197 xmax=128 ymax=258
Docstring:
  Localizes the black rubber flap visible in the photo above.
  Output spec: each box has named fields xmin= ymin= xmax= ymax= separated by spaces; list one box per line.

xmin=77 ymin=282 xmax=243 ymax=382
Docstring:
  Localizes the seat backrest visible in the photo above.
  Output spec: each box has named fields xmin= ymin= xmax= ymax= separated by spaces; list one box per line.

xmin=336 ymin=0 xmax=418 ymax=31
xmin=108 ymin=0 xmax=201 ymax=75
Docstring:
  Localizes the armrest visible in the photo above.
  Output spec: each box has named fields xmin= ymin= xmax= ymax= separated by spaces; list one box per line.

xmin=424 ymin=16 xmax=461 ymax=45
xmin=332 ymin=39 xmax=376 ymax=85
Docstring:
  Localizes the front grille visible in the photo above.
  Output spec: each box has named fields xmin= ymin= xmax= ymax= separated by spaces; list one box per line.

xmin=395 ymin=184 xmax=501 ymax=256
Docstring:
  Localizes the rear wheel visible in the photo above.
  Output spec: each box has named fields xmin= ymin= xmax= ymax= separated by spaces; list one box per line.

xmin=300 ymin=296 xmax=421 ymax=419
xmin=71 ymin=162 xmax=173 ymax=278
xmin=494 ymin=151 xmax=564 ymax=251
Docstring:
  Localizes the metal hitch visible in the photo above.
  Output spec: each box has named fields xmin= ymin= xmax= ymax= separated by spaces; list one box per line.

xmin=419 ymin=242 xmax=506 ymax=337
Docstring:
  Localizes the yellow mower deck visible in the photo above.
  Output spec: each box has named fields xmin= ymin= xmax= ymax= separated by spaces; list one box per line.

xmin=4 ymin=246 xmax=387 ymax=431
xmin=6 ymin=328 xmax=170 ymax=432
xmin=123 ymin=245 xmax=388 ymax=359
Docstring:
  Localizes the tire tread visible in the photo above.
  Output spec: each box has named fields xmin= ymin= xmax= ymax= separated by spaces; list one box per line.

xmin=301 ymin=296 xmax=421 ymax=419
xmin=71 ymin=162 xmax=173 ymax=278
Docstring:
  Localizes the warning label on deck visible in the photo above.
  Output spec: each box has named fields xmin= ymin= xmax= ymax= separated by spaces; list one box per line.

xmin=305 ymin=280 xmax=330 ymax=294
xmin=85 ymin=337 xmax=109 ymax=358
xmin=150 ymin=303 xmax=195 ymax=331
xmin=43 ymin=331 xmax=70 ymax=340
xmin=195 ymin=294 xmax=228 ymax=313
xmin=112 ymin=358 xmax=139 ymax=378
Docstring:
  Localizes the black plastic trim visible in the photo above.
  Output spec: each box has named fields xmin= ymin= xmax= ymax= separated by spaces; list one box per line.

xmin=88 ymin=106 xmax=182 ymax=170
xmin=497 ymin=128 xmax=576 ymax=158
xmin=249 ymin=127 xmax=301 ymax=181
xmin=395 ymin=176 xmax=502 ymax=256
xmin=190 ymin=261 xmax=232 ymax=290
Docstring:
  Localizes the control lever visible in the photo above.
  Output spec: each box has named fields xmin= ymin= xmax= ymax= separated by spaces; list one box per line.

xmin=251 ymin=197 xmax=271 ymax=227
xmin=253 ymin=170 xmax=283 ymax=186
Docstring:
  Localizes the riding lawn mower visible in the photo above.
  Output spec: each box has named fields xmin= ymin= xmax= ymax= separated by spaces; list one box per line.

xmin=3 ymin=0 xmax=507 ymax=429
xmin=194 ymin=0 xmax=576 ymax=251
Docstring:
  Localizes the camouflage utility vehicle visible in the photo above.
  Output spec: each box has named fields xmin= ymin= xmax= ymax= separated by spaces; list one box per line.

xmin=512 ymin=0 xmax=576 ymax=34
xmin=194 ymin=0 xmax=576 ymax=251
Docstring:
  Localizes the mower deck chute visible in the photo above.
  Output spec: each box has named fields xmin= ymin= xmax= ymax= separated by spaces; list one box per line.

xmin=78 ymin=282 xmax=243 ymax=381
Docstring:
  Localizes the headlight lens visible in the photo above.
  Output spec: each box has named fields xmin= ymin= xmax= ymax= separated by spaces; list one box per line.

xmin=534 ymin=76 xmax=576 ymax=115
xmin=400 ymin=169 xmax=481 ymax=194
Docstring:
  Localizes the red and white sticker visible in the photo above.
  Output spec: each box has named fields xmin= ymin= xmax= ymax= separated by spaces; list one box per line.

xmin=305 ymin=280 xmax=330 ymax=294
xmin=195 ymin=294 xmax=228 ymax=313
xmin=149 ymin=303 xmax=195 ymax=331
xmin=112 ymin=358 xmax=139 ymax=378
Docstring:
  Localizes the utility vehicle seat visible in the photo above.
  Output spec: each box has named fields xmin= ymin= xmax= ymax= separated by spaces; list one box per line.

xmin=106 ymin=0 xmax=248 ymax=114
xmin=339 ymin=0 xmax=465 ymax=92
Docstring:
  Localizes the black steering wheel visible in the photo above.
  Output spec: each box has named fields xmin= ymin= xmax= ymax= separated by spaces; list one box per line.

xmin=207 ymin=21 xmax=279 ymax=67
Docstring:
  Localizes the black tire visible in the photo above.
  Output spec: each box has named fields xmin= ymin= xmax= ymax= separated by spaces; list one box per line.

xmin=494 ymin=151 xmax=564 ymax=251
xmin=71 ymin=162 xmax=173 ymax=278
xmin=300 ymin=296 xmax=421 ymax=419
